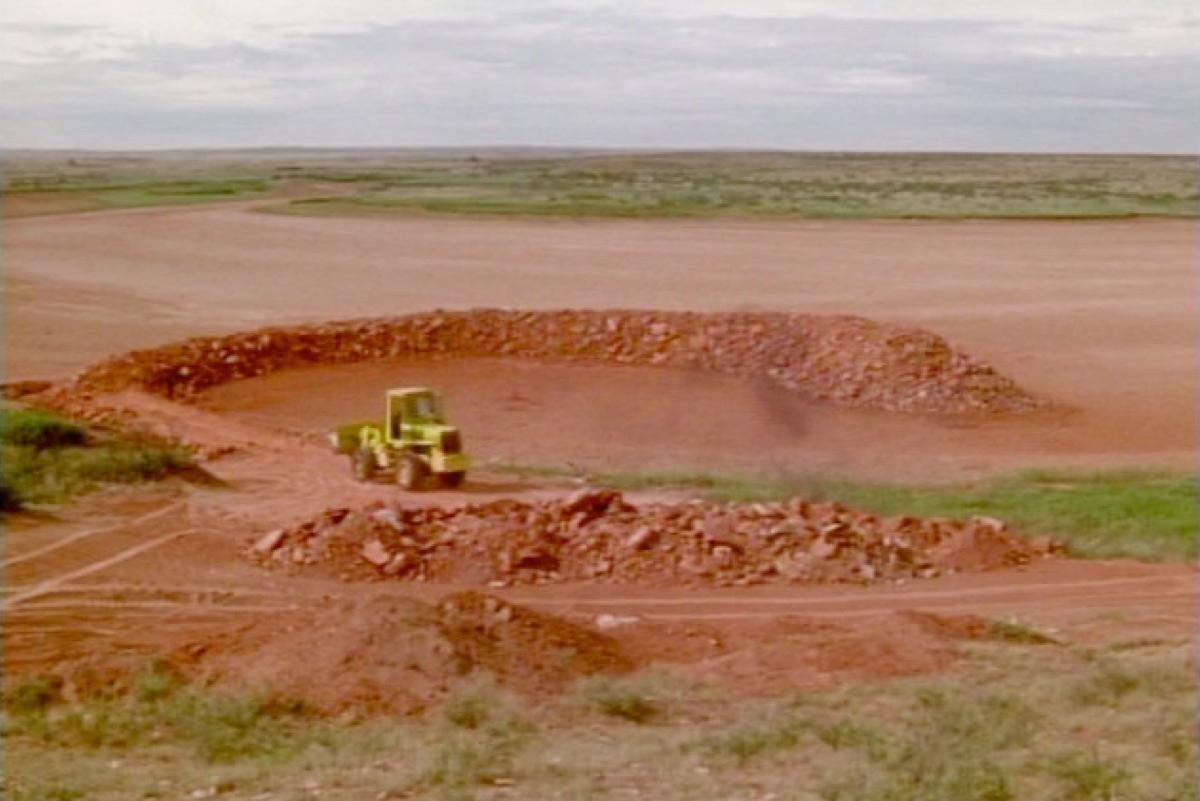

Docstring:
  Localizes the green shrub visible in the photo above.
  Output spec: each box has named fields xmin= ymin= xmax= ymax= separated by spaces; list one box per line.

xmin=66 ymin=444 xmax=192 ymax=483
xmin=577 ymin=676 xmax=661 ymax=724
xmin=987 ymin=618 xmax=1060 ymax=645
xmin=0 ymin=410 xmax=86 ymax=449
xmin=4 ymin=675 xmax=63 ymax=715
xmin=422 ymin=698 xmax=535 ymax=791
xmin=167 ymin=691 xmax=311 ymax=763
xmin=1 ymin=421 xmax=194 ymax=507
xmin=443 ymin=683 xmax=506 ymax=730
xmin=133 ymin=663 xmax=182 ymax=704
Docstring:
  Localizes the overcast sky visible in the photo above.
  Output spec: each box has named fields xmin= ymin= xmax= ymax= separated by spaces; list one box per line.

xmin=2 ymin=1 xmax=1197 ymax=152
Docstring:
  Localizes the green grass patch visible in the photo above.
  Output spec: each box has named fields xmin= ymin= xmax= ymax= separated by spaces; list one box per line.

xmin=5 ymin=668 xmax=316 ymax=765
xmin=483 ymin=461 xmax=579 ymax=480
xmin=261 ymin=152 xmax=1199 ymax=220
xmin=693 ymin=713 xmax=811 ymax=761
xmin=417 ymin=683 xmax=537 ymax=793
xmin=987 ymin=618 xmax=1061 ymax=645
xmin=4 ymin=174 xmax=273 ymax=216
xmin=588 ymin=467 xmax=1198 ymax=561
xmin=8 ymin=152 xmax=1196 ymax=220
xmin=1 ymin=407 xmax=195 ymax=510
xmin=1047 ymin=750 xmax=1134 ymax=800
xmin=575 ymin=675 xmax=665 ymax=724
xmin=3 ymin=644 xmax=1194 ymax=800
xmin=0 ymin=409 xmax=87 ymax=449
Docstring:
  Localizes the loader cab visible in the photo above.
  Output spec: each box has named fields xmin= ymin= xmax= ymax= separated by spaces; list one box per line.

xmin=386 ymin=388 xmax=444 ymax=441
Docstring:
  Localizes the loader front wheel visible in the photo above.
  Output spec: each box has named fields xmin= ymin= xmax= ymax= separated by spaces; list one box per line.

xmin=351 ymin=449 xmax=375 ymax=482
xmin=396 ymin=455 xmax=426 ymax=491
xmin=439 ymin=471 xmax=466 ymax=489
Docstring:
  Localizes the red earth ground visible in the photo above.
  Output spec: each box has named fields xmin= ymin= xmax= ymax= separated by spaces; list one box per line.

xmin=2 ymin=202 xmax=1196 ymax=710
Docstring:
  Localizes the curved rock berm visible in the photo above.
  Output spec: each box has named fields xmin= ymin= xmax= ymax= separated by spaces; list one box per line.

xmin=72 ymin=309 xmax=1047 ymax=414
xmin=247 ymin=489 xmax=1064 ymax=587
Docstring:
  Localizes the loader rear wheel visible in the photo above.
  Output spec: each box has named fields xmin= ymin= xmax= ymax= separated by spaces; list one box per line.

xmin=396 ymin=455 xmax=426 ymax=491
xmin=351 ymin=449 xmax=375 ymax=482
xmin=440 ymin=471 xmax=466 ymax=489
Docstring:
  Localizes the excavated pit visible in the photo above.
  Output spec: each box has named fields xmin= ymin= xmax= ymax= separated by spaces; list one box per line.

xmin=68 ymin=309 xmax=1049 ymax=415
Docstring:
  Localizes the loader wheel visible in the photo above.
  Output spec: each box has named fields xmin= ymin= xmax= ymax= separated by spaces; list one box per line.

xmin=440 ymin=471 xmax=466 ymax=489
xmin=351 ymin=449 xmax=376 ymax=482
xmin=396 ymin=455 xmax=426 ymax=491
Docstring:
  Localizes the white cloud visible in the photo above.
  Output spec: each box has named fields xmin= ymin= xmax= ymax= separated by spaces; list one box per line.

xmin=1 ymin=2 xmax=1196 ymax=150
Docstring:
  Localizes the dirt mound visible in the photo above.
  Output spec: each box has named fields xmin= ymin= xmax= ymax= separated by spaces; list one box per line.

xmin=69 ymin=309 xmax=1046 ymax=415
xmin=435 ymin=590 xmax=634 ymax=690
xmin=180 ymin=592 xmax=633 ymax=717
xmin=33 ymin=602 xmax=998 ymax=715
xmin=247 ymin=489 xmax=1062 ymax=587
xmin=641 ymin=610 xmax=993 ymax=694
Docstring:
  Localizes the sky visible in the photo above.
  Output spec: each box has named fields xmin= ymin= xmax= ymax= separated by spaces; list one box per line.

xmin=1 ymin=1 xmax=1197 ymax=152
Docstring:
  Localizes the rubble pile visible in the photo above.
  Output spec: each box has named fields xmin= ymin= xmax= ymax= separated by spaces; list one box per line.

xmin=248 ymin=489 xmax=1063 ymax=587
xmin=74 ymin=309 xmax=1046 ymax=414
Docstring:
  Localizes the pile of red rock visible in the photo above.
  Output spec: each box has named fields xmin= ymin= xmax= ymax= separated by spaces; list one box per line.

xmin=247 ymin=489 xmax=1063 ymax=587
xmin=74 ymin=309 xmax=1046 ymax=414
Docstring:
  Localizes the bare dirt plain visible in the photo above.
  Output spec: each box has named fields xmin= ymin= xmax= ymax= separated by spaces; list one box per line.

xmin=6 ymin=202 xmax=1196 ymax=473
xmin=3 ymin=200 xmax=1196 ymax=713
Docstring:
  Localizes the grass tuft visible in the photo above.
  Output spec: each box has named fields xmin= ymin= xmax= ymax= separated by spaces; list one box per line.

xmin=420 ymin=700 xmax=535 ymax=792
xmin=696 ymin=715 xmax=809 ymax=762
xmin=4 ymin=675 xmax=65 ymax=716
xmin=1069 ymin=655 xmax=1194 ymax=708
xmin=987 ymin=618 xmax=1061 ymax=645
xmin=442 ymin=681 xmax=516 ymax=730
xmin=576 ymin=675 xmax=663 ymax=724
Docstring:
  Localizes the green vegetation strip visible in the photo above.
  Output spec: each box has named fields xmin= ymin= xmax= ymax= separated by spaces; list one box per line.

xmin=1 ymin=408 xmax=194 ymax=511
xmin=496 ymin=464 xmax=1197 ymax=561
xmin=264 ymin=153 xmax=1200 ymax=220
xmin=6 ymin=152 xmax=1196 ymax=219
xmin=5 ymin=639 xmax=1194 ymax=800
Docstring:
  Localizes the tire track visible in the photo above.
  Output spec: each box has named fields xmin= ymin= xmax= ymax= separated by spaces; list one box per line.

xmin=507 ymin=573 xmax=1196 ymax=610
xmin=2 ymin=502 xmax=186 ymax=568
xmin=4 ymin=600 xmax=302 ymax=614
xmin=3 ymin=528 xmax=196 ymax=609
xmin=4 ymin=570 xmax=1189 ymax=626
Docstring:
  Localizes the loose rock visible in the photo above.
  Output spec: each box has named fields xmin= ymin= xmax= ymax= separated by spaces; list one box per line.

xmin=67 ymin=309 xmax=1048 ymax=415
xmin=246 ymin=491 xmax=1064 ymax=587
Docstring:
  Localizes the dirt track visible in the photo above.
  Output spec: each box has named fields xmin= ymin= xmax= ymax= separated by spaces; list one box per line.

xmin=3 ymin=203 xmax=1197 ymax=707
xmin=1 ymin=398 xmax=1194 ymax=704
